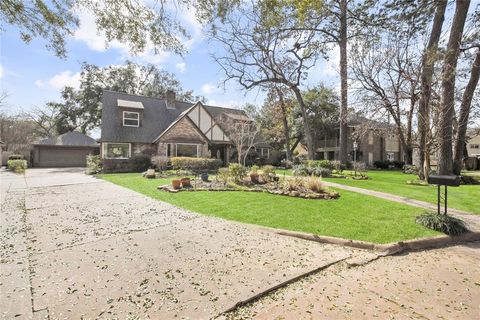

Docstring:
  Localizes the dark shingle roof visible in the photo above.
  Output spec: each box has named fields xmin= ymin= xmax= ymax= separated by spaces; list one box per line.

xmin=100 ymin=90 xmax=247 ymax=143
xmin=34 ymin=131 xmax=98 ymax=146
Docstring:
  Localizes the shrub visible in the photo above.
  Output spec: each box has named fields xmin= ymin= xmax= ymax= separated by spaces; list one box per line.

xmin=8 ymin=154 xmax=24 ymax=160
xmin=305 ymin=176 xmax=325 ymax=193
xmin=312 ymin=167 xmax=331 ymax=178
xmin=403 ymin=164 xmax=418 ymax=174
xmin=392 ymin=161 xmax=404 ymax=169
xmin=280 ymin=159 xmax=293 ymax=169
xmin=353 ymin=161 xmax=368 ymax=177
xmin=85 ymin=154 xmax=102 ymax=175
xmin=373 ymin=161 xmax=390 ymax=169
xmin=7 ymin=159 xmax=27 ymax=173
xmin=305 ymin=160 xmax=334 ymax=170
xmin=331 ymin=160 xmax=344 ymax=172
xmin=283 ymin=177 xmax=304 ymax=191
xmin=171 ymin=157 xmax=223 ymax=172
xmin=128 ymin=154 xmax=152 ymax=172
xmin=260 ymin=165 xmax=277 ymax=182
xmin=406 ymin=179 xmax=429 ymax=186
xmin=262 ymin=165 xmax=275 ymax=176
xmin=151 ymin=156 xmax=170 ymax=171
xmin=460 ymin=175 xmax=479 ymax=185
xmin=228 ymin=163 xmax=247 ymax=183
xmin=292 ymin=164 xmax=309 ymax=176
xmin=250 ymin=165 xmax=259 ymax=174
xmin=217 ymin=167 xmax=230 ymax=184
xmin=415 ymin=212 xmax=468 ymax=236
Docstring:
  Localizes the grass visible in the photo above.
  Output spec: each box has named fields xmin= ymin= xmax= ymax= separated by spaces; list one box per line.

xmin=98 ymin=173 xmax=440 ymax=244
xmin=319 ymin=170 xmax=480 ymax=215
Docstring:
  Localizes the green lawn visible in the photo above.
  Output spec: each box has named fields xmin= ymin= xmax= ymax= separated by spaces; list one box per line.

xmin=319 ymin=170 xmax=480 ymax=215
xmin=98 ymin=173 xmax=440 ymax=244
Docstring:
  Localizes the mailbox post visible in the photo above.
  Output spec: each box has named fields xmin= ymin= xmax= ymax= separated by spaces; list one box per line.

xmin=427 ymin=175 xmax=460 ymax=215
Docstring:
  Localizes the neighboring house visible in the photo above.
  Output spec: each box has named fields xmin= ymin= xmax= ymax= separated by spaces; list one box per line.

xmin=32 ymin=131 xmax=99 ymax=167
xmin=315 ymin=120 xmax=404 ymax=165
xmin=465 ymin=129 xmax=480 ymax=170
xmin=100 ymin=90 xmax=273 ymax=171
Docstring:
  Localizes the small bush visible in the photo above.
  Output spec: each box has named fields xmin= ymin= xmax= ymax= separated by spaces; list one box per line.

xmin=8 ymin=154 xmax=24 ymax=160
xmin=7 ymin=159 xmax=27 ymax=173
xmin=217 ymin=167 xmax=230 ymax=184
xmin=403 ymin=164 xmax=418 ymax=174
xmin=171 ymin=157 xmax=222 ymax=172
xmin=250 ymin=165 xmax=259 ymax=174
xmin=283 ymin=177 xmax=304 ymax=191
xmin=306 ymin=160 xmax=334 ymax=170
xmin=373 ymin=161 xmax=390 ymax=169
xmin=85 ymin=154 xmax=102 ymax=175
xmin=331 ymin=160 xmax=344 ymax=173
xmin=260 ymin=165 xmax=277 ymax=182
xmin=128 ymin=154 xmax=151 ymax=172
xmin=460 ymin=175 xmax=479 ymax=185
xmin=312 ymin=167 xmax=331 ymax=177
xmin=416 ymin=212 xmax=468 ymax=236
xmin=262 ymin=165 xmax=275 ymax=176
xmin=305 ymin=176 xmax=325 ymax=193
xmin=228 ymin=163 xmax=247 ymax=183
xmin=392 ymin=161 xmax=404 ymax=169
xmin=406 ymin=179 xmax=429 ymax=186
xmin=353 ymin=161 xmax=368 ymax=177
xmin=151 ymin=156 xmax=170 ymax=171
xmin=292 ymin=164 xmax=309 ymax=176
xmin=280 ymin=159 xmax=293 ymax=169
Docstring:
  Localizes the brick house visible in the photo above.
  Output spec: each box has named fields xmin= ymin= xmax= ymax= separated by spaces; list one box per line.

xmin=100 ymin=90 xmax=273 ymax=171
xmin=315 ymin=120 xmax=404 ymax=165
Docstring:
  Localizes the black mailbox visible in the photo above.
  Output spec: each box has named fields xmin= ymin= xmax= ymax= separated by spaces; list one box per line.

xmin=428 ymin=175 xmax=460 ymax=187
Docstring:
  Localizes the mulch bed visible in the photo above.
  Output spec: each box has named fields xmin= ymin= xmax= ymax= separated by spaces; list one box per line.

xmin=158 ymin=179 xmax=340 ymax=200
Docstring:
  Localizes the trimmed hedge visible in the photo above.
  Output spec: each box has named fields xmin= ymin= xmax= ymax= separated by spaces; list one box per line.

xmin=171 ymin=157 xmax=223 ymax=171
xmin=7 ymin=159 xmax=27 ymax=173
xmin=128 ymin=154 xmax=152 ymax=172
xmin=86 ymin=155 xmax=102 ymax=175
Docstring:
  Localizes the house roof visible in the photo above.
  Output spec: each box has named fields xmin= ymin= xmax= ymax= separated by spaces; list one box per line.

xmin=33 ymin=131 xmax=99 ymax=147
xmin=100 ymin=90 xmax=248 ymax=143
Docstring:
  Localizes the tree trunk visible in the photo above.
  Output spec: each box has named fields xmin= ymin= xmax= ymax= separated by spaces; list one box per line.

xmin=417 ymin=0 xmax=447 ymax=179
xmin=437 ymin=0 xmax=470 ymax=175
xmin=276 ymin=88 xmax=292 ymax=162
xmin=338 ymin=0 xmax=348 ymax=164
xmin=453 ymin=48 xmax=480 ymax=174
xmin=291 ymin=86 xmax=315 ymax=160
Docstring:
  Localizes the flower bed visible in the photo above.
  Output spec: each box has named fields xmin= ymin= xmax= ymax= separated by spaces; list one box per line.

xmin=158 ymin=177 xmax=340 ymax=200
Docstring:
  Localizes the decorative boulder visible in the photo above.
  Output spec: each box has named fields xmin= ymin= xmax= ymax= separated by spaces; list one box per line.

xmin=145 ymin=169 xmax=156 ymax=179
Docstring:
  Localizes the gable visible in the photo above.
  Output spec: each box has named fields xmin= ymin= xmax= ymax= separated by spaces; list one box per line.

xmin=186 ymin=103 xmax=230 ymax=142
xmin=157 ymin=117 xmax=208 ymax=144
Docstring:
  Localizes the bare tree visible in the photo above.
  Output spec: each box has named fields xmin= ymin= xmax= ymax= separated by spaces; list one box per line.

xmin=453 ymin=48 xmax=480 ymax=174
xmin=221 ymin=112 xmax=261 ymax=166
xmin=350 ymin=32 xmax=421 ymax=164
xmin=22 ymin=104 xmax=60 ymax=138
xmin=417 ymin=0 xmax=448 ymax=180
xmin=211 ymin=3 xmax=321 ymax=160
xmin=437 ymin=0 xmax=471 ymax=175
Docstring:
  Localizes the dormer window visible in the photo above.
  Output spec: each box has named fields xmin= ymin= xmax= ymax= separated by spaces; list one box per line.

xmin=123 ymin=111 xmax=139 ymax=127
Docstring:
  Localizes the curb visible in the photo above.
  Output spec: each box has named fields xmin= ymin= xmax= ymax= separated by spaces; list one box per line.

xmin=273 ymin=229 xmax=480 ymax=254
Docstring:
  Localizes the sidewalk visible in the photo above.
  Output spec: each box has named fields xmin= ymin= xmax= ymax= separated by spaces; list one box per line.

xmin=324 ymin=181 xmax=480 ymax=232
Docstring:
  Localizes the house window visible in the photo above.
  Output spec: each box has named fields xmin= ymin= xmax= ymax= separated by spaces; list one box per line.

xmin=123 ymin=111 xmax=139 ymax=127
xmin=103 ymin=143 xmax=131 ymax=159
xmin=470 ymin=144 xmax=480 ymax=149
xmin=386 ymin=152 xmax=395 ymax=161
xmin=176 ymin=144 xmax=199 ymax=157
xmin=259 ymin=148 xmax=270 ymax=159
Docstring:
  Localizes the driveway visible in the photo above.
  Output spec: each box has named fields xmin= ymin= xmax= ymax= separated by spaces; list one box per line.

xmin=0 ymin=168 xmax=358 ymax=319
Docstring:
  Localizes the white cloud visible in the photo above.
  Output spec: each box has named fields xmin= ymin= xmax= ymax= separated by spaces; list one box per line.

xmin=175 ymin=62 xmax=187 ymax=73
xmin=35 ymin=71 xmax=81 ymax=90
xmin=0 ymin=65 xmax=3 ymax=79
xmin=201 ymin=83 xmax=219 ymax=94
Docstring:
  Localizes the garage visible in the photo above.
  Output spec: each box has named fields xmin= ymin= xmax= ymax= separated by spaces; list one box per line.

xmin=32 ymin=132 xmax=99 ymax=167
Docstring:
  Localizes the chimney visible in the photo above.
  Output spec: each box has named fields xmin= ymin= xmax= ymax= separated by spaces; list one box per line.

xmin=166 ymin=90 xmax=176 ymax=109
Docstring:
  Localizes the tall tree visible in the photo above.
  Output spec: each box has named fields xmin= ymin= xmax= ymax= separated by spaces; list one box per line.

xmin=417 ymin=0 xmax=448 ymax=180
xmin=437 ymin=0 xmax=471 ymax=175
xmin=453 ymin=48 xmax=480 ymax=174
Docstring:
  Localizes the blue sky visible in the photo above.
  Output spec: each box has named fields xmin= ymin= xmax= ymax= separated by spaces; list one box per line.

xmin=0 ymin=6 xmax=338 ymax=116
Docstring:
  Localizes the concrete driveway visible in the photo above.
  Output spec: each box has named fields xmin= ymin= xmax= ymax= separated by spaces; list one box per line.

xmin=0 ymin=168 xmax=358 ymax=319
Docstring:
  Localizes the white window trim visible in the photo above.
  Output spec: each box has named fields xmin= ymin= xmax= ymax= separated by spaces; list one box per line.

xmin=123 ymin=111 xmax=140 ymax=127
xmin=103 ymin=142 xmax=131 ymax=159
